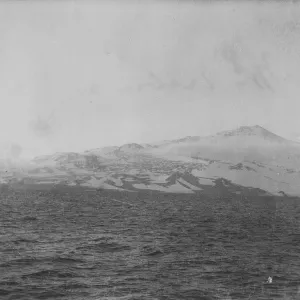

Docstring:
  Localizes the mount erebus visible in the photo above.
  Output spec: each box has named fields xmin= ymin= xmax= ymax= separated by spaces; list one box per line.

xmin=2 ymin=126 xmax=300 ymax=196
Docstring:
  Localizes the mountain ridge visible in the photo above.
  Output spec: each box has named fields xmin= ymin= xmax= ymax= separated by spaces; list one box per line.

xmin=3 ymin=125 xmax=300 ymax=197
xmin=31 ymin=125 xmax=294 ymax=160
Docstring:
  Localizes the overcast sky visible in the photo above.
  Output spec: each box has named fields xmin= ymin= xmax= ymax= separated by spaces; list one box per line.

xmin=1 ymin=1 xmax=300 ymax=158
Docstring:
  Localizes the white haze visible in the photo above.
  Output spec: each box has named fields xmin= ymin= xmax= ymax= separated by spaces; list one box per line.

xmin=0 ymin=1 xmax=300 ymax=159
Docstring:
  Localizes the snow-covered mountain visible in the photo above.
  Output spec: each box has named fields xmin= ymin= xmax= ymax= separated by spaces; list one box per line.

xmin=3 ymin=125 xmax=300 ymax=197
xmin=84 ymin=146 xmax=119 ymax=156
xmin=149 ymin=125 xmax=300 ymax=168
xmin=116 ymin=143 xmax=145 ymax=153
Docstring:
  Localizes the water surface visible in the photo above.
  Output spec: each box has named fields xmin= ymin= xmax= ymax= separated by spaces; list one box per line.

xmin=1 ymin=189 xmax=300 ymax=299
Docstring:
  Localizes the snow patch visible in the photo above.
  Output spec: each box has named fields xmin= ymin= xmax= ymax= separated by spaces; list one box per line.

xmin=133 ymin=181 xmax=194 ymax=193
xmin=177 ymin=178 xmax=202 ymax=190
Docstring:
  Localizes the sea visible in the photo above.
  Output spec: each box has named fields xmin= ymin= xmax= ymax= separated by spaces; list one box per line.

xmin=1 ymin=188 xmax=300 ymax=300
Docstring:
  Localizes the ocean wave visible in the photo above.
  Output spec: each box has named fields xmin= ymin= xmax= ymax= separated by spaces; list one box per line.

xmin=1 ymin=191 xmax=300 ymax=300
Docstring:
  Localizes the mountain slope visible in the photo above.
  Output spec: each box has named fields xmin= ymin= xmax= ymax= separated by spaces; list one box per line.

xmin=148 ymin=125 xmax=300 ymax=167
xmin=5 ymin=125 xmax=300 ymax=197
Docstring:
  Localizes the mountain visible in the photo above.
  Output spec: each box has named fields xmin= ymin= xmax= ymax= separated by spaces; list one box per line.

xmin=84 ymin=144 xmax=145 ymax=157
xmin=32 ymin=152 xmax=105 ymax=170
xmin=84 ymin=146 xmax=119 ymax=156
xmin=149 ymin=125 xmax=300 ymax=167
xmin=116 ymin=143 xmax=144 ymax=153
xmin=3 ymin=125 xmax=300 ymax=197
xmin=215 ymin=125 xmax=286 ymax=140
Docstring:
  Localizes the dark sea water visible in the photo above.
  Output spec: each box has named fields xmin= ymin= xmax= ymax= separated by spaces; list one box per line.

xmin=1 ymin=188 xmax=300 ymax=300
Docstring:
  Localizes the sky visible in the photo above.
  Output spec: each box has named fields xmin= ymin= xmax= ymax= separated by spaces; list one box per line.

xmin=1 ymin=0 xmax=300 ymax=158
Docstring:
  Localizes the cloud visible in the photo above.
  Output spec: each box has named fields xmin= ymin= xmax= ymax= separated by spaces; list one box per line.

xmin=184 ymin=79 xmax=197 ymax=90
xmin=216 ymin=37 xmax=274 ymax=92
xmin=199 ymin=72 xmax=214 ymax=91
xmin=251 ymin=67 xmax=273 ymax=91
xmin=10 ymin=143 xmax=22 ymax=159
xmin=220 ymin=40 xmax=245 ymax=75
xmin=137 ymin=71 xmax=164 ymax=91
xmin=137 ymin=71 xmax=199 ymax=92
xmin=29 ymin=112 xmax=56 ymax=138
xmin=89 ymin=83 xmax=100 ymax=96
